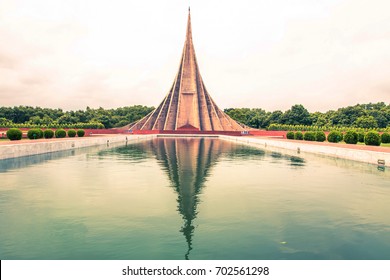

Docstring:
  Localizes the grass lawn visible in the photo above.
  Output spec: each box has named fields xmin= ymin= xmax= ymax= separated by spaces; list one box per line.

xmin=353 ymin=142 xmax=389 ymax=147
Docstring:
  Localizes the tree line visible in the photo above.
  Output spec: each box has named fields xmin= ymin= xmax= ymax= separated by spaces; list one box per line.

xmin=224 ymin=102 xmax=390 ymax=129
xmin=0 ymin=105 xmax=154 ymax=129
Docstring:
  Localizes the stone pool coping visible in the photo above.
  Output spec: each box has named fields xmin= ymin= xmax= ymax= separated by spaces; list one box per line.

xmin=220 ymin=135 xmax=390 ymax=167
xmin=0 ymin=134 xmax=155 ymax=160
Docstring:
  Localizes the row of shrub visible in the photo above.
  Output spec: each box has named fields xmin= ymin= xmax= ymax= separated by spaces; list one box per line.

xmin=286 ymin=130 xmax=390 ymax=146
xmin=0 ymin=122 xmax=104 ymax=129
xmin=286 ymin=131 xmax=326 ymax=142
xmin=6 ymin=128 xmax=85 ymax=141
xmin=269 ymin=123 xmax=390 ymax=133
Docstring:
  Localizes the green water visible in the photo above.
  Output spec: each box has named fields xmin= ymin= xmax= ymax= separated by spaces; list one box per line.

xmin=0 ymin=137 xmax=389 ymax=260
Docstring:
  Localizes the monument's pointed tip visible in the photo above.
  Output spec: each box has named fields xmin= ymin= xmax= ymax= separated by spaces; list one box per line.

xmin=186 ymin=6 xmax=192 ymax=42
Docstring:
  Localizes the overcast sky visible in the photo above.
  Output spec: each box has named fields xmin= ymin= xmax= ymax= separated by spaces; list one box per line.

xmin=1 ymin=0 xmax=390 ymax=112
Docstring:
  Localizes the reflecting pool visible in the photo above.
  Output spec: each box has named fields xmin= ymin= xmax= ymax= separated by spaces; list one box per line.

xmin=0 ymin=137 xmax=389 ymax=259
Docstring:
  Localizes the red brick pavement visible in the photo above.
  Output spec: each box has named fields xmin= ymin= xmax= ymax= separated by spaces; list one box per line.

xmin=253 ymin=137 xmax=390 ymax=153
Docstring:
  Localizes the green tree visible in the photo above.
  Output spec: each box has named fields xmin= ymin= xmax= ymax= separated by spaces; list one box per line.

xmin=57 ymin=114 xmax=78 ymax=125
xmin=264 ymin=110 xmax=283 ymax=128
xmin=281 ymin=105 xmax=311 ymax=125
xmin=330 ymin=105 xmax=365 ymax=126
xmin=311 ymin=112 xmax=329 ymax=127
xmin=368 ymin=110 xmax=388 ymax=128
xmin=354 ymin=116 xmax=378 ymax=128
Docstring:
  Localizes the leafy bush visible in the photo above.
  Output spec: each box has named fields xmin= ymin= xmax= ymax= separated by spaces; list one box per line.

xmin=381 ymin=132 xmax=390 ymax=144
xmin=364 ymin=131 xmax=381 ymax=146
xmin=303 ymin=131 xmax=316 ymax=141
xmin=27 ymin=129 xmax=43 ymax=140
xmin=327 ymin=131 xmax=343 ymax=143
xmin=344 ymin=130 xmax=358 ymax=144
xmin=43 ymin=129 xmax=54 ymax=139
xmin=358 ymin=132 xmax=365 ymax=143
xmin=77 ymin=129 xmax=85 ymax=137
xmin=67 ymin=129 xmax=76 ymax=137
xmin=315 ymin=131 xmax=326 ymax=142
xmin=6 ymin=128 xmax=23 ymax=140
xmin=267 ymin=123 xmax=279 ymax=131
xmin=294 ymin=131 xmax=303 ymax=140
xmin=286 ymin=131 xmax=295 ymax=139
xmin=55 ymin=129 xmax=66 ymax=138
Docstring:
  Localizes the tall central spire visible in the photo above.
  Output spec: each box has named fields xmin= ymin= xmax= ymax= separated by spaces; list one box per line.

xmin=126 ymin=9 xmax=245 ymax=131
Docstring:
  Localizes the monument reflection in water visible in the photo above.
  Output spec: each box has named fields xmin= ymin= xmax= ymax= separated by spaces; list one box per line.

xmin=142 ymin=137 xmax=303 ymax=259
xmin=146 ymin=137 xmax=233 ymax=259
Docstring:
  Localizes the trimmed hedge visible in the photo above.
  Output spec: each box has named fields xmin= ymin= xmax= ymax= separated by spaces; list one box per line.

xmin=77 ymin=129 xmax=85 ymax=137
xmin=67 ymin=129 xmax=76 ymax=137
xmin=381 ymin=132 xmax=390 ymax=144
xmin=327 ymin=131 xmax=343 ymax=143
xmin=1 ymin=122 xmax=105 ymax=129
xmin=267 ymin=123 xmax=390 ymax=133
xmin=303 ymin=131 xmax=316 ymax=141
xmin=6 ymin=128 xmax=23 ymax=140
xmin=315 ymin=131 xmax=326 ymax=142
xmin=358 ymin=132 xmax=365 ymax=143
xmin=364 ymin=131 xmax=381 ymax=146
xmin=27 ymin=129 xmax=43 ymax=140
xmin=344 ymin=130 xmax=358 ymax=144
xmin=294 ymin=131 xmax=303 ymax=140
xmin=43 ymin=129 xmax=54 ymax=139
xmin=55 ymin=129 xmax=66 ymax=138
xmin=286 ymin=131 xmax=294 ymax=139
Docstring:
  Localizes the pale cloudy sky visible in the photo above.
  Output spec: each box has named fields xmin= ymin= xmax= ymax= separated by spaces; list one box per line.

xmin=1 ymin=0 xmax=390 ymax=112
